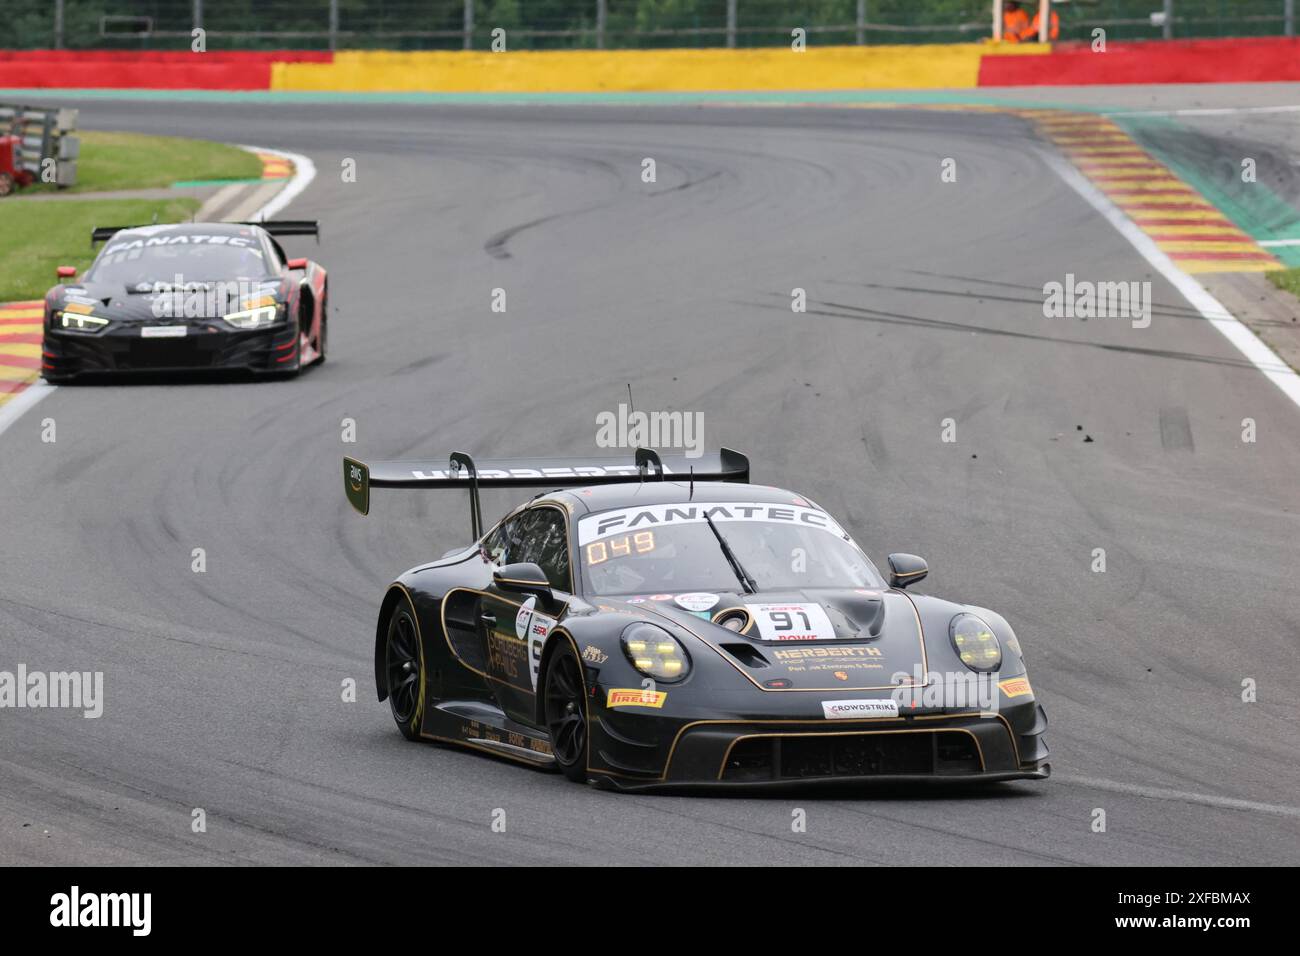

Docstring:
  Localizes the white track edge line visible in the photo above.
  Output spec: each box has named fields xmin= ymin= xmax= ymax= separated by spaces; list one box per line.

xmin=0 ymin=144 xmax=316 ymax=442
xmin=0 ymin=381 xmax=57 ymax=439
xmin=1105 ymin=104 xmax=1300 ymax=118
xmin=1057 ymin=773 xmax=1300 ymax=819
xmin=236 ymin=144 xmax=317 ymax=221
xmin=1038 ymin=144 xmax=1300 ymax=410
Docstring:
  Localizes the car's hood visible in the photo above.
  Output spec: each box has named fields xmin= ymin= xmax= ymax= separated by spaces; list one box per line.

xmin=50 ymin=278 xmax=286 ymax=324
xmin=615 ymin=588 xmax=930 ymax=692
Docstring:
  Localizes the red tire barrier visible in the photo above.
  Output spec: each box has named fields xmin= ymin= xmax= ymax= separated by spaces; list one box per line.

xmin=979 ymin=37 xmax=1300 ymax=86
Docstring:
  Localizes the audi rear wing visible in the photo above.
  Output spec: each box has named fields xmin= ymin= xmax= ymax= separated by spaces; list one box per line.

xmin=90 ymin=220 xmax=320 ymax=244
xmin=344 ymin=448 xmax=750 ymax=538
xmin=240 ymin=220 xmax=320 ymax=240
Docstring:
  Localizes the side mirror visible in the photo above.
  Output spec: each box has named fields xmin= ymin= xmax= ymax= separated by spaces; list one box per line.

xmin=493 ymin=562 xmax=552 ymax=602
xmin=56 ymin=265 xmax=76 ymax=280
xmin=888 ymin=553 xmax=928 ymax=589
xmin=286 ymin=257 xmax=308 ymax=270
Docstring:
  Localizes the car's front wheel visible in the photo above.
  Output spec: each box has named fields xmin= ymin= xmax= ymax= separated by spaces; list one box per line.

xmin=543 ymin=641 xmax=589 ymax=782
xmin=385 ymin=603 xmax=424 ymax=741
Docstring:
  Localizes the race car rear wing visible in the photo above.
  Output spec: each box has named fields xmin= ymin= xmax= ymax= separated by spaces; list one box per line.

xmin=240 ymin=220 xmax=320 ymax=240
xmin=344 ymin=448 xmax=750 ymax=538
xmin=90 ymin=220 xmax=320 ymax=244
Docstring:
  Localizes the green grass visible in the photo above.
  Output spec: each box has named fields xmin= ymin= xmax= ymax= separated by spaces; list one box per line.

xmin=1267 ymin=267 xmax=1300 ymax=301
xmin=27 ymin=131 xmax=262 ymax=194
xmin=0 ymin=198 xmax=200 ymax=301
xmin=0 ymin=131 xmax=257 ymax=300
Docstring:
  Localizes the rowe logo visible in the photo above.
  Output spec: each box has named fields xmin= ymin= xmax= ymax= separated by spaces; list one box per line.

xmin=50 ymin=886 xmax=151 ymax=936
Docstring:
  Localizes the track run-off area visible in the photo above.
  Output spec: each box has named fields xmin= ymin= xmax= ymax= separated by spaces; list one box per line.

xmin=2 ymin=89 xmax=1298 ymax=865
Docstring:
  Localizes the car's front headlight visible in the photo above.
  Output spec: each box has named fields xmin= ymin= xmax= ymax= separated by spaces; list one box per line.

xmin=59 ymin=311 xmax=109 ymax=332
xmin=222 ymin=304 xmax=280 ymax=330
xmin=621 ymin=623 xmax=691 ymax=682
xmin=950 ymin=613 xmax=1002 ymax=672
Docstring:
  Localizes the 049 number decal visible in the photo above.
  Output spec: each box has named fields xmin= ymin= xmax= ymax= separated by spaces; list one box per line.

xmin=585 ymin=530 xmax=656 ymax=565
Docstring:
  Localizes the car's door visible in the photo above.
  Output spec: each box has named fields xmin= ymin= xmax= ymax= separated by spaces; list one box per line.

xmin=478 ymin=505 xmax=574 ymax=726
xmin=475 ymin=509 xmax=528 ymax=701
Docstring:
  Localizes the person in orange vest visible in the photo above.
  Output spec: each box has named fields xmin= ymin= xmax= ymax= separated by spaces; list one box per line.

xmin=1001 ymin=1 xmax=1031 ymax=42
xmin=1019 ymin=3 xmax=1060 ymax=42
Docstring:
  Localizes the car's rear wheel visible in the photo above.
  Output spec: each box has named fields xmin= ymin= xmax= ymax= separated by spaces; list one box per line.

xmin=385 ymin=604 xmax=424 ymax=741
xmin=543 ymin=641 xmax=589 ymax=782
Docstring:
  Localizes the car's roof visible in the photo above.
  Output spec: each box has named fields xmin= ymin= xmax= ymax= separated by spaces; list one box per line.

xmin=542 ymin=481 xmax=818 ymax=515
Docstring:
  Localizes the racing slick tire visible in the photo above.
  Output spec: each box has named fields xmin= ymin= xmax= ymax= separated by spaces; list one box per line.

xmin=384 ymin=601 xmax=425 ymax=742
xmin=543 ymin=641 xmax=590 ymax=783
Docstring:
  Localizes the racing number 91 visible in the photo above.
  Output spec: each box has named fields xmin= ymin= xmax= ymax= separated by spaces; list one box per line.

xmin=769 ymin=609 xmax=811 ymax=632
xmin=586 ymin=531 xmax=656 ymax=566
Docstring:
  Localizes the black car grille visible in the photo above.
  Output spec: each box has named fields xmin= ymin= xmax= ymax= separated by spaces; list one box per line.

xmin=44 ymin=325 xmax=294 ymax=375
xmin=124 ymin=338 xmax=219 ymax=369
xmin=721 ymin=730 xmax=981 ymax=782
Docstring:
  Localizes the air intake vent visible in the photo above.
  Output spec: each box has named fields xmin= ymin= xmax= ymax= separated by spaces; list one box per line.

xmin=721 ymin=643 xmax=769 ymax=668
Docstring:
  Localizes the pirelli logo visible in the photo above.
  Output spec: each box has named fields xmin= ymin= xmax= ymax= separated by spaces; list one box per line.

xmin=606 ymin=688 xmax=667 ymax=709
xmin=998 ymin=677 xmax=1033 ymax=699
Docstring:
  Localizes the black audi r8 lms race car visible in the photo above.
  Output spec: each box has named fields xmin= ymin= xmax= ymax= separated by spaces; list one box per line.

xmin=345 ymin=448 xmax=1049 ymax=790
xmin=40 ymin=220 xmax=327 ymax=381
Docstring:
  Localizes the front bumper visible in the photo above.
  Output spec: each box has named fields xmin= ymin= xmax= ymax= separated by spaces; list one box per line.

xmin=42 ymin=324 xmax=298 ymax=379
xmin=589 ymin=700 xmax=1050 ymax=791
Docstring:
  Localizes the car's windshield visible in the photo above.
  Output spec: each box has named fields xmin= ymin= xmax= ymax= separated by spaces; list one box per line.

xmin=577 ymin=501 xmax=884 ymax=596
xmin=86 ymin=233 xmax=272 ymax=286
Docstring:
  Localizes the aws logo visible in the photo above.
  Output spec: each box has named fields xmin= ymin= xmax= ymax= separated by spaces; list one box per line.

xmin=344 ymin=458 xmax=371 ymax=515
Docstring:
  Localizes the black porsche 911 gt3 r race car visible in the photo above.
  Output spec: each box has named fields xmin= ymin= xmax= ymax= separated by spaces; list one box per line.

xmin=41 ymin=220 xmax=327 ymax=381
xmin=345 ymin=448 xmax=1049 ymax=790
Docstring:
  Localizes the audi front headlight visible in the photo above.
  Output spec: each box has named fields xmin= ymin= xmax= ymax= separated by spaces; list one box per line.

xmin=222 ymin=304 xmax=280 ymax=330
xmin=59 ymin=311 xmax=108 ymax=332
xmin=950 ymin=613 xmax=1001 ymax=672
xmin=621 ymin=623 xmax=691 ymax=683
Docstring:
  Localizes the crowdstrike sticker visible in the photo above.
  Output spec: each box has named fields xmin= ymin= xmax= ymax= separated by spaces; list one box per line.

xmin=820 ymin=699 xmax=900 ymax=720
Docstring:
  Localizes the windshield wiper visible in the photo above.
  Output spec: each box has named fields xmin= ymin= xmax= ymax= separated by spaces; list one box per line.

xmin=704 ymin=513 xmax=758 ymax=594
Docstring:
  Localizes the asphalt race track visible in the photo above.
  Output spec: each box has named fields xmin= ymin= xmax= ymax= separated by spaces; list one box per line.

xmin=2 ymin=98 xmax=1299 ymax=865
